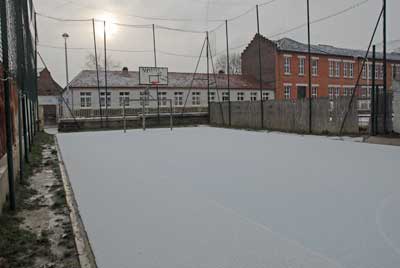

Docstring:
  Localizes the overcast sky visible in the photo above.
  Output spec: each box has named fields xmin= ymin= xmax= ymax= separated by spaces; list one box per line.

xmin=34 ymin=0 xmax=400 ymax=87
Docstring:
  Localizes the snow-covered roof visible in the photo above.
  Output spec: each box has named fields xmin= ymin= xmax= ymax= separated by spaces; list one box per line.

xmin=276 ymin=38 xmax=400 ymax=61
xmin=69 ymin=70 xmax=264 ymax=90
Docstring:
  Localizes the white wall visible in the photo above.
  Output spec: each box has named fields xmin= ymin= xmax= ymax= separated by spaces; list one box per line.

xmin=61 ymin=88 xmax=275 ymax=117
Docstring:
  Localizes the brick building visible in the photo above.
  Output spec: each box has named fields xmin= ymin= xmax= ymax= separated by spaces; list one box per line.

xmin=37 ymin=68 xmax=63 ymax=126
xmin=242 ymin=34 xmax=400 ymax=102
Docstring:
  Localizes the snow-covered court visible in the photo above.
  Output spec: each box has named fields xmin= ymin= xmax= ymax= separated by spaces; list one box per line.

xmin=57 ymin=127 xmax=400 ymax=268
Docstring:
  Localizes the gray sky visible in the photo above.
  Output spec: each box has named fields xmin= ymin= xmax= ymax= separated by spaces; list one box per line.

xmin=34 ymin=0 xmax=400 ymax=87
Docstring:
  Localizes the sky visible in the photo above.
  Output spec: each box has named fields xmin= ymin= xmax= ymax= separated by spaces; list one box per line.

xmin=34 ymin=0 xmax=400 ymax=87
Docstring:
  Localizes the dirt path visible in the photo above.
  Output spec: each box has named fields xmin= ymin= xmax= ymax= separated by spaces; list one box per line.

xmin=0 ymin=132 xmax=80 ymax=268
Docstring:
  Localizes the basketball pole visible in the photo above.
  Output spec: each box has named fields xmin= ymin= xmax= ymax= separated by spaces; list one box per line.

xmin=256 ymin=5 xmax=264 ymax=129
xmin=206 ymin=31 xmax=211 ymax=124
xmin=92 ymin=18 xmax=103 ymax=127
xmin=104 ymin=20 xmax=109 ymax=126
xmin=152 ymin=24 xmax=160 ymax=124
xmin=225 ymin=20 xmax=231 ymax=127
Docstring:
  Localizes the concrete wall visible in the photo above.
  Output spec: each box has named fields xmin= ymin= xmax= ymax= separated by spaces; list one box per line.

xmin=58 ymin=113 xmax=209 ymax=132
xmin=392 ymin=80 xmax=400 ymax=134
xmin=211 ymin=97 xmax=359 ymax=134
xmin=0 ymin=142 xmax=21 ymax=214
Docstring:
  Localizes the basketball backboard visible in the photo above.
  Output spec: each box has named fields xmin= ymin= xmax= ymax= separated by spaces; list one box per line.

xmin=139 ymin=67 xmax=168 ymax=85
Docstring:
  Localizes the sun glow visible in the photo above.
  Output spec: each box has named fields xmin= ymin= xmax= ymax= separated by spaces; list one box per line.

xmin=95 ymin=13 xmax=118 ymax=39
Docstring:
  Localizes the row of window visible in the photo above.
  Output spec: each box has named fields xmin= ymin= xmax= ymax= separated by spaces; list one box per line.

xmin=284 ymin=56 xmax=319 ymax=77
xmin=79 ymin=91 xmax=271 ymax=108
xmin=283 ymin=55 xmax=400 ymax=80
xmin=282 ymin=85 xmax=355 ymax=100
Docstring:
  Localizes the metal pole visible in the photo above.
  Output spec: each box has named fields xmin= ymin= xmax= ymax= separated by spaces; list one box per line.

xmin=307 ymin=0 xmax=312 ymax=133
xmin=153 ymin=24 xmax=160 ymax=124
xmin=382 ymin=0 xmax=388 ymax=133
xmin=123 ymin=98 xmax=126 ymax=133
xmin=1 ymin=0 xmax=16 ymax=209
xmin=63 ymin=34 xmax=71 ymax=113
xmin=256 ymin=5 xmax=264 ymax=129
xmin=104 ymin=20 xmax=109 ymax=124
xmin=170 ymin=100 xmax=173 ymax=131
xmin=15 ymin=0 xmax=29 ymax=161
xmin=371 ymin=45 xmax=376 ymax=136
xmin=22 ymin=94 xmax=29 ymax=162
xmin=375 ymin=85 xmax=379 ymax=134
xmin=18 ymin=92 xmax=23 ymax=180
xmin=34 ymin=12 xmax=39 ymax=131
xmin=142 ymin=91 xmax=146 ymax=130
xmin=92 ymin=19 xmax=103 ymax=126
xmin=206 ymin=31 xmax=211 ymax=123
xmin=225 ymin=20 xmax=231 ymax=127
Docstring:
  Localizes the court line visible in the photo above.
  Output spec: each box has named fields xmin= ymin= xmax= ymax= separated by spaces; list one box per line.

xmin=375 ymin=194 xmax=400 ymax=257
xmin=207 ymin=198 xmax=346 ymax=268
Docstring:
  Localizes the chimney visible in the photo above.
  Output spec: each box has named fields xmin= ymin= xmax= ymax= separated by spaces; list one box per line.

xmin=122 ymin=67 xmax=129 ymax=76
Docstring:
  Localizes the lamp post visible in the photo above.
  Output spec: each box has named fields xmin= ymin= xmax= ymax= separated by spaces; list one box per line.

xmin=62 ymin=33 xmax=72 ymax=115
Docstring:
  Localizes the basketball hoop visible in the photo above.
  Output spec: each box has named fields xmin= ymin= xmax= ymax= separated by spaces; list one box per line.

xmin=151 ymin=81 xmax=159 ymax=86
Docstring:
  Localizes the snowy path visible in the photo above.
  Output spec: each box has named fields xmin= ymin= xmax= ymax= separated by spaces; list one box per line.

xmin=57 ymin=127 xmax=400 ymax=268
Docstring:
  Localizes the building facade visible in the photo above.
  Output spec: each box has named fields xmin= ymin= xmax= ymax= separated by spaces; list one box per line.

xmin=63 ymin=69 xmax=275 ymax=118
xmin=242 ymin=35 xmax=400 ymax=105
xmin=37 ymin=68 xmax=63 ymax=126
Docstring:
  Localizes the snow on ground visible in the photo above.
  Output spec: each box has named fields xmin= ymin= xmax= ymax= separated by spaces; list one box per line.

xmin=57 ymin=127 xmax=400 ymax=268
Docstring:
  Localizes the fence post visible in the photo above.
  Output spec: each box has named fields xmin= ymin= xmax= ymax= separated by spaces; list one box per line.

xmin=256 ymin=5 xmax=264 ymax=129
xmin=307 ymin=0 xmax=312 ymax=133
xmin=371 ymin=45 xmax=376 ymax=136
xmin=1 ymin=0 xmax=16 ymax=210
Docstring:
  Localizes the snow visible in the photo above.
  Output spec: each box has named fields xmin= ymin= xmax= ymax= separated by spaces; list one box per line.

xmin=57 ymin=127 xmax=400 ymax=268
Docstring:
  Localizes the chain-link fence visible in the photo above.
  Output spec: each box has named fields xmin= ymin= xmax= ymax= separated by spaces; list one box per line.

xmin=1 ymin=0 xmax=38 ymax=210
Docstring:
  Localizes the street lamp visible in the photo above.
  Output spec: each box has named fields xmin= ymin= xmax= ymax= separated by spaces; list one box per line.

xmin=62 ymin=33 xmax=72 ymax=115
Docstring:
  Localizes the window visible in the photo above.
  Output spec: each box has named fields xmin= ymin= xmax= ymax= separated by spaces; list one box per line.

xmin=237 ymin=92 xmax=244 ymax=101
xmin=208 ymin=92 xmax=215 ymax=102
xmin=334 ymin=62 xmax=340 ymax=78
xmin=80 ymin=92 xmax=92 ymax=108
xmin=192 ymin=92 xmax=201 ymax=106
xmin=328 ymin=88 xmax=334 ymax=100
xmin=311 ymin=87 xmax=318 ymax=98
xmin=119 ymin=92 xmax=130 ymax=107
xmin=343 ymin=63 xmax=348 ymax=78
xmin=158 ymin=92 xmax=167 ymax=106
xmin=328 ymin=87 xmax=340 ymax=100
xmin=284 ymin=85 xmax=291 ymax=99
xmin=349 ymin=63 xmax=354 ymax=78
xmin=362 ymin=65 xmax=367 ymax=79
xmin=262 ymin=91 xmax=270 ymax=101
xmin=222 ymin=92 xmax=229 ymax=102
xmin=376 ymin=64 xmax=384 ymax=80
xmin=174 ymin=92 xmax=183 ymax=106
xmin=393 ymin=64 xmax=400 ymax=80
xmin=361 ymin=87 xmax=371 ymax=98
xmin=140 ymin=91 xmax=149 ymax=106
xmin=100 ymin=92 xmax=111 ymax=107
xmin=343 ymin=87 xmax=353 ymax=96
xmin=335 ymin=87 xmax=340 ymax=98
xmin=250 ymin=92 xmax=258 ymax=101
xmin=284 ymin=56 xmax=291 ymax=75
xmin=298 ymin=57 xmax=305 ymax=76
xmin=312 ymin=59 xmax=318 ymax=76
xmin=329 ymin=61 xmax=335 ymax=77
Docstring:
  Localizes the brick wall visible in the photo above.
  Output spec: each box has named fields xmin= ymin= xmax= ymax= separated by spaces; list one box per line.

xmin=0 ymin=65 xmax=6 ymax=158
xmin=241 ymin=34 xmax=276 ymax=91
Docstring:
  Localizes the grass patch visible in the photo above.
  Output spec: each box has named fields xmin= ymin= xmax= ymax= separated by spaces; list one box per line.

xmin=22 ymin=132 xmax=54 ymax=180
xmin=0 ymin=131 xmax=56 ymax=266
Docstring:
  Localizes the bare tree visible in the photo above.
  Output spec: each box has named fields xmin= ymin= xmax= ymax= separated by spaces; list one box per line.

xmin=216 ymin=52 xmax=242 ymax=74
xmin=85 ymin=52 xmax=121 ymax=70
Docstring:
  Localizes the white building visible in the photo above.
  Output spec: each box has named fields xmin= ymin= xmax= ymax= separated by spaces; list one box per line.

xmin=62 ymin=68 xmax=275 ymax=118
